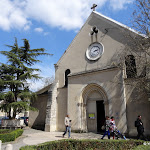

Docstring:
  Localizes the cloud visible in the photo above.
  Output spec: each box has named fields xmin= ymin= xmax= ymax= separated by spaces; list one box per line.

xmin=43 ymin=32 xmax=49 ymax=36
xmin=34 ymin=27 xmax=50 ymax=36
xmin=0 ymin=0 xmax=133 ymax=31
xmin=24 ymin=25 xmax=30 ymax=30
xmin=109 ymin=0 xmax=133 ymax=10
xmin=28 ymin=63 xmax=55 ymax=91
xmin=25 ymin=0 xmax=92 ymax=30
xmin=34 ymin=27 xmax=43 ymax=33
xmin=0 ymin=0 xmax=30 ymax=31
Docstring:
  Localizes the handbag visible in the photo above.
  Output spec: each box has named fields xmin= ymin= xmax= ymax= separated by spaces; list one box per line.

xmin=101 ymin=125 xmax=105 ymax=130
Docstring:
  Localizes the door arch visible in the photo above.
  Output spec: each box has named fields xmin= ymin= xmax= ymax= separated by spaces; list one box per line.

xmin=81 ymin=83 xmax=109 ymax=132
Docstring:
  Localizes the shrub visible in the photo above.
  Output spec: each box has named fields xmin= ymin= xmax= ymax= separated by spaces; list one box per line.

xmin=133 ymin=145 xmax=150 ymax=150
xmin=20 ymin=139 xmax=144 ymax=150
xmin=0 ymin=129 xmax=23 ymax=143
xmin=0 ymin=129 xmax=11 ymax=134
xmin=19 ymin=146 xmax=36 ymax=150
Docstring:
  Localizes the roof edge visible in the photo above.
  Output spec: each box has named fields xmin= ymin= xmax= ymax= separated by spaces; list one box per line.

xmin=36 ymin=84 xmax=52 ymax=95
xmin=56 ymin=11 xmax=94 ymax=66
xmin=93 ymin=11 xmax=146 ymax=37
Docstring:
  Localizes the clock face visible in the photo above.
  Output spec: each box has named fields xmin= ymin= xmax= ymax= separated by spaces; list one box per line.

xmin=90 ymin=46 xmax=100 ymax=57
xmin=86 ymin=42 xmax=104 ymax=61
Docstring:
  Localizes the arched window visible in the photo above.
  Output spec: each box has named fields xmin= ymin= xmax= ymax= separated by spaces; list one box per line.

xmin=125 ymin=55 xmax=137 ymax=78
xmin=64 ymin=69 xmax=71 ymax=87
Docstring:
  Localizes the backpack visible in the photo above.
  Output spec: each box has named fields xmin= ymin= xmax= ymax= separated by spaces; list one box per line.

xmin=135 ymin=120 xmax=138 ymax=127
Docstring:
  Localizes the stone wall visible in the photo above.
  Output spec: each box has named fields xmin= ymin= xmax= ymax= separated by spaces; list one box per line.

xmin=29 ymin=94 xmax=48 ymax=130
xmin=45 ymin=82 xmax=58 ymax=132
xmin=125 ymin=79 xmax=150 ymax=136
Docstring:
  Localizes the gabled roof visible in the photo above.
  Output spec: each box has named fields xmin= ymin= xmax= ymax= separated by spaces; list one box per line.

xmin=93 ymin=11 xmax=145 ymax=37
xmin=56 ymin=11 xmax=146 ymax=65
xmin=36 ymin=84 xmax=52 ymax=95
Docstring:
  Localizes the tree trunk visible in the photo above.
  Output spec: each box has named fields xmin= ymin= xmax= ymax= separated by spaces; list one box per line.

xmin=8 ymin=108 xmax=11 ymax=119
xmin=13 ymin=109 xmax=16 ymax=119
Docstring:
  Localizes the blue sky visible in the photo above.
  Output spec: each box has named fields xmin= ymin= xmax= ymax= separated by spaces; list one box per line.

xmin=0 ymin=0 xmax=135 ymax=91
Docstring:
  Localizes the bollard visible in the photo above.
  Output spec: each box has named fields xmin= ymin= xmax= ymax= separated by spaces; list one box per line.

xmin=0 ymin=140 xmax=1 ymax=150
xmin=5 ymin=144 xmax=13 ymax=150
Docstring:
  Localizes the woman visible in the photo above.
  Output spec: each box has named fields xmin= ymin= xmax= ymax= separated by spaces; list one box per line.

xmin=110 ymin=116 xmax=117 ymax=139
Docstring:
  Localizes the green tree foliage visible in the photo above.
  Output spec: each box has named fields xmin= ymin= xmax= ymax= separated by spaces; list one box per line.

xmin=0 ymin=38 xmax=51 ymax=118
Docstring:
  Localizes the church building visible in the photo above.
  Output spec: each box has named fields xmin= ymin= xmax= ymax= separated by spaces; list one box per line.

xmin=29 ymin=11 xmax=150 ymax=136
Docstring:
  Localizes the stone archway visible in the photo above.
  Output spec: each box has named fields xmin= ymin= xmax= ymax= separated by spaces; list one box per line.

xmin=80 ymin=83 xmax=109 ymax=132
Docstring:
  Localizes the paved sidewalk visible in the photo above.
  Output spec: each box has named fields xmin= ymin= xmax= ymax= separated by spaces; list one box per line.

xmin=1 ymin=127 xmax=109 ymax=150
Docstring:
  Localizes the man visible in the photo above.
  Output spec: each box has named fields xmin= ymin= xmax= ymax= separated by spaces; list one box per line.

xmin=62 ymin=115 xmax=71 ymax=138
xmin=136 ymin=115 xmax=146 ymax=140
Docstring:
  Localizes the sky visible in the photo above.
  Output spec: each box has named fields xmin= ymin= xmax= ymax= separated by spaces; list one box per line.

xmin=0 ymin=0 xmax=136 ymax=91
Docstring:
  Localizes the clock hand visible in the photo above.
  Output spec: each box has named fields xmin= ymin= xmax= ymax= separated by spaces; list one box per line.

xmin=94 ymin=49 xmax=99 ymax=54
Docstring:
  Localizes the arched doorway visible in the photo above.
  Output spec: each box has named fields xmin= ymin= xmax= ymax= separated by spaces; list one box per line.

xmin=81 ymin=83 xmax=108 ymax=133
xmin=96 ymin=100 xmax=105 ymax=133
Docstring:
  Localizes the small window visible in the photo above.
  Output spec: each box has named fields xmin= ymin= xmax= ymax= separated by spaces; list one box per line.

xmin=125 ymin=55 xmax=137 ymax=78
xmin=64 ymin=69 xmax=71 ymax=87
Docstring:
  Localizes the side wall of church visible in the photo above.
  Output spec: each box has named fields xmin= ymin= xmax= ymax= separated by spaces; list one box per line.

xmin=29 ymin=94 xmax=48 ymax=130
xmin=125 ymin=80 xmax=150 ymax=136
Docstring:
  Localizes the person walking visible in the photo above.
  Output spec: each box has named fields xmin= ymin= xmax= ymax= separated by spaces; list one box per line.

xmin=62 ymin=115 xmax=71 ymax=138
xmin=136 ymin=115 xmax=146 ymax=140
xmin=101 ymin=116 xmax=110 ymax=139
xmin=68 ymin=120 xmax=72 ymax=138
xmin=110 ymin=116 xmax=117 ymax=139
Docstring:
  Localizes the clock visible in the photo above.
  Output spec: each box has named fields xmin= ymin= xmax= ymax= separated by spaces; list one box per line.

xmin=86 ymin=42 xmax=104 ymax=61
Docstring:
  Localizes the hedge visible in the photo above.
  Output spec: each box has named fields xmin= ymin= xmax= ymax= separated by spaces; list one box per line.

xmin=20 ymin=139 xmax=144 ymax=150
xmin=0 ymin=129 xmax=23 ymax=143
xmin=133 ymin=145 xmax=150 ymax=150
xmin=0 ymin=129 xmax=11 ymax=134
xmin=20 ymin=146 xmax=36 ymax=150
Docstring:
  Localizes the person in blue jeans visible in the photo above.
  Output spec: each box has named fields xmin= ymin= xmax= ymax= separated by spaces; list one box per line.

xmin=101 ymin=116 xmax=110 ymax=139
xmin=68 ymin=120 xmax=72 ymax=138
xmin=62 ymin=115 xmax=72 ymax=138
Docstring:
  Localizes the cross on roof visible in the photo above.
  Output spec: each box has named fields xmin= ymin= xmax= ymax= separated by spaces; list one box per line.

xmin=91 ymin=4 xmax=97 ymax=11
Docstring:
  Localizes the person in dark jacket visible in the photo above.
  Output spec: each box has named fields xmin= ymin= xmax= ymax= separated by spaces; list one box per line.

xmin=136 ymin=115 xmax=146 ymax=140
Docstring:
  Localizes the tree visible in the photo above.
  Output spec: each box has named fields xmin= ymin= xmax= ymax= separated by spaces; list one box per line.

xmin=131 ymin=0 xmax=149 ymax=92
xmin=0 ymin=38 xmax=52 ymax=118
xmin=42 ymin=76 xmax=54 ymax=87
xmin=132 ymin=0 xmax=150 ymax=36
xmin=116 ymin=0 xmax=150 ymax=100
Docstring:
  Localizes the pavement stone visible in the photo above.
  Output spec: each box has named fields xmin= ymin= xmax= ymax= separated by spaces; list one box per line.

xmin=1 ymin=127 xmax=121 ymax=150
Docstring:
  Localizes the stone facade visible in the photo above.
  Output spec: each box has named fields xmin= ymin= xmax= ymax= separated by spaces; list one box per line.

xmin=45 ymin=82 xmax=58 ymax=132
xmin=29 ymin=85 xmax=50 ymax=130
xmin=29 ymin=11 xmax=150 ymax=136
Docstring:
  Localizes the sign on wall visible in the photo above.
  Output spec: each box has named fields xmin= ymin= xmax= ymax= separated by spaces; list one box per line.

xmin=88 ymin=113 xmax=95 ymax=119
